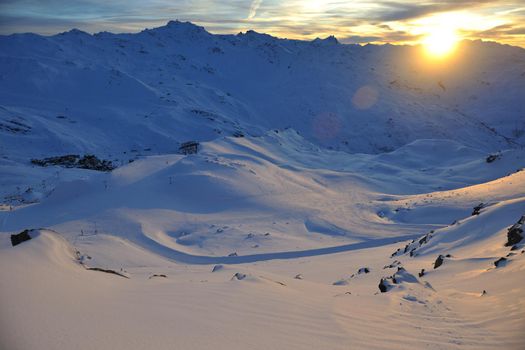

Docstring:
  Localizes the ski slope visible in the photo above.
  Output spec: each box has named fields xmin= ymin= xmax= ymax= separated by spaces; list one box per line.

xmin=1 ymin=21 xmax=525 ymax=350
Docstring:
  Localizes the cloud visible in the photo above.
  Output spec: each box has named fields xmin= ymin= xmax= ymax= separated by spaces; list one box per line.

xmin=341 ymin=35 xmax=382 ymax=44
xmin=247 ymin=0 xmax=263 ymax=20
xmin=0 ymin=0 xmax=523 ymax=47
xmin=341 ymin=29 xmax=421 ymax=45
xmin=460 ymin=23 xmax=525 ymax=46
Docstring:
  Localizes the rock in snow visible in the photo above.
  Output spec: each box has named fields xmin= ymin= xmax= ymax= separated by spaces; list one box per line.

xmin=10 ymin=229 xmax=33 ymax=246
xmin=378 ymin=278 xmax=391 ymax=293
xmin=434 ymin=255 xmax=445 ymax=269
xmin=212 ymin=264 xmax=224 ymax=272
xmin=232 ymin=273 xmax=247 ymax=280
xmin=494 ymin=257 xmax=508 ymax=268
xmin=505 ymin=215 xmax=524 ymax=247
xmin=472 ymin=203 xmax=486 ymax=216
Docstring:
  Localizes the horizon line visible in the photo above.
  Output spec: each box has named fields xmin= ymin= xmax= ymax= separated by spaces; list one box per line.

xmin=2 ymin=19 xmax=524 ymax=50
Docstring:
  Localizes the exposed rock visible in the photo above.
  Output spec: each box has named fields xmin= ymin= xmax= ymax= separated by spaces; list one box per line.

xmin=77 ymin=155 xmax=114 ymax=171
xmin=149 ymin=274 xmax=167 ymax=279
xmin=379 ymin=267 xmax=419 ymax=293
xmin=419 ymin=234 xmax=429 ymax=245
xmin=232 ymin=272 xmax=246 ymax=280
xmin=494 ymin=257 xmax=508 ymax=268
xmin=393 ymin=267 xmax=418 ymax=284
xmin=228 ymin=252 xmax=238 ymax=257
xmin=378 ymin=278 xmax=392 ymax=293
xmin=358 ymin=267 xmax=370 ymax=274
xmin=179 ymin=141 xmax=199 ymax=155
xmin=418 ymin=269 xmax=425 ymax=277
xmin=390 ymin=248 xmax=401 ymax=257
xmin=212 ymin=264 xmax=224 ymax=272
xmin=486 ymin=154 xmax=501 ymax=163
xmin=434 ymin=255 xmax=445 ymax=269
xmin=505 ymin=215 xmax=524 ymax=247
xmin=31 ymin=154 xmax=78 ymax=167
xmin=472 ymin=203 xmax=486 ymax=216
xmin=31 ymin=154 xmax=114 ymax=171
xmin=10 ymin=229 xmax=33 ymax=246
xmin=294 ymin=274 xmax=304 ymax=280
xmin=383 ymin=260 xmax=401 ymax=269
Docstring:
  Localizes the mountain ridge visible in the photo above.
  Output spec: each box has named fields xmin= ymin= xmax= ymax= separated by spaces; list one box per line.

xmin=1 ymin=20 xmax=524 ymax=163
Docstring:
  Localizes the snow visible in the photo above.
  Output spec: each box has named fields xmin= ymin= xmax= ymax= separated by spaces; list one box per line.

xmin=1 ymin=21 xmax=525 ymax=350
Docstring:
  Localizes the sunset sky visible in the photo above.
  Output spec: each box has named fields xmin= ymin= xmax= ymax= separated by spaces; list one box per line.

xmin=1 ymin=0 xmax=524 ymax=47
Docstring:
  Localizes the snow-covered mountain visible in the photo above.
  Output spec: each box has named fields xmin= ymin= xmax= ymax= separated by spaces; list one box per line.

xmin=1 ymin=20 xmax=524 ymax=161
xmin=1 ymin=21 xmax=524 ymax=350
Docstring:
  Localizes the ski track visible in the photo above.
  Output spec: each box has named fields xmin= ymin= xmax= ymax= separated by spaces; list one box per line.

xmin=130 ymin=232 xmax=421 ymax=264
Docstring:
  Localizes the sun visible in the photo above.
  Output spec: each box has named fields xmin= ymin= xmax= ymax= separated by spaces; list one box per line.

xmin=423 ymin=29 xmax=459 ymax=58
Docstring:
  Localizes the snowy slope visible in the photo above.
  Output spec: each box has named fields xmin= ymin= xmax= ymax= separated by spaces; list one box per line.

xmin=1 ymin=22 xmax=525 ymax=350
xmin=1 ymin=21 xmax=524 ymax=164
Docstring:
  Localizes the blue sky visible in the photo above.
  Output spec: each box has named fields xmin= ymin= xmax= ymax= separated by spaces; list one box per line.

xmin=1 ymin=1 xmax=524 ymax=46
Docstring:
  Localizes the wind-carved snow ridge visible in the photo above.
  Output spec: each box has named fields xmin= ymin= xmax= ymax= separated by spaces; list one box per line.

xmin=1 ymin=21 xmax=525 ymax=350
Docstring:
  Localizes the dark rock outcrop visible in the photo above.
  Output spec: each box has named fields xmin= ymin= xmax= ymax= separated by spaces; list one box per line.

xmin=434 ymin=255 xmax=445 ymax=269
xmin=393 ymin=267 xmax=418 ymax=283
xmin=179 ymin=141 xmax=199 ymax=155
xmin=383 ymin=260 xmax=401 ymax=269
xmin=378 ymin=278 xmax=390 ymax=293
xmin=31 ymin=154 xmax=114 ymax=171
xmin=494 ymin=257 xmax=508 ymax=268
xmin=212 ymin=264 xmax=224 ymax=272
xmin=232 ymin=272 xmax=246 ymax=280
xmin=77 ymin=155 xmax=114 ymax=171
xmin=486 ymin=154 xmax=501 ymax=163
xmin=378 ymin=267 xmax=419 ymax=293
xmin=505 ymin=215 xmax=524 ymax=247
xmin=472 ymin=203 xmax=486 ymax=216
xmin=10 ymin=229 xmax=33 ymax=246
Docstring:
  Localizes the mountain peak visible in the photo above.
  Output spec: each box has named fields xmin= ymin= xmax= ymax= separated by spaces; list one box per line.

xmin=237 ymin=30 xmax=278 ymax=43
xmin=164 ymin=20 xmax=207 ymax=33
xmin=58 ymin=28 xmax=90 ymax=37
xmin=311 ymin=35 xmax=339 ymax=46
